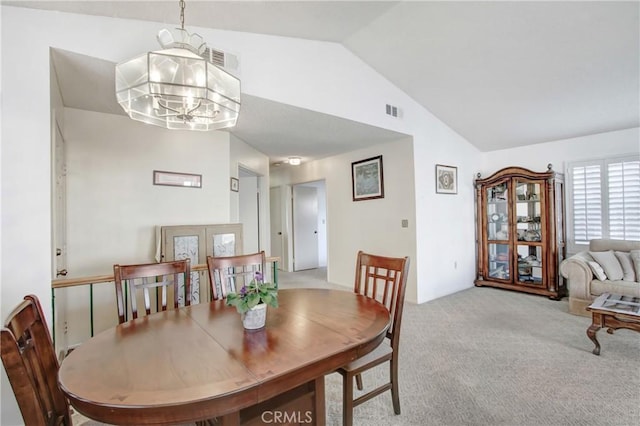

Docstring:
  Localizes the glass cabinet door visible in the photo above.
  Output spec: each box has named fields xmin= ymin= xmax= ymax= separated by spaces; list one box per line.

xmin=517 ymin=245 xmax=542 ymax=284
xmin=486 ymin=182 xmax=509 ymax=241
xmin=514 ymin=180 xmax=543 ymax=285
xmin=514 ymin=180 xmax=542 ymax=243
xmin=488 ymin=243 xmax=510 ymax=280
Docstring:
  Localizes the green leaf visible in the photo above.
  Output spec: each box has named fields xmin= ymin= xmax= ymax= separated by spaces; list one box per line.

xmin=246 ymin=293 xmax=260 ymax=309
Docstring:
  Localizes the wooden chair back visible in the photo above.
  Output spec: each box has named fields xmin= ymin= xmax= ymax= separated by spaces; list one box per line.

xmin=338 ymin=251 xmax=410 ymax=425
xmin=113 ymin=259 xmax=191 ymax=324
xmin=354 ymin=251 xmax=410 ymax=349
xmin=1 ymin=294 xmax=71 ymax=426
xmin=207 ymin=251 xmax=266 ymax=300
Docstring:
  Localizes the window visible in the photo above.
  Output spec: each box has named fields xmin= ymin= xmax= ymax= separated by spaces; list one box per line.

xmin=566 ymin=155 xmax=640 ymax=253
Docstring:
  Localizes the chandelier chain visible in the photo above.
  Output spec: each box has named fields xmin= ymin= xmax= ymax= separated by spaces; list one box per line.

xmin=179 ymin=0 xmax=186 ymax=30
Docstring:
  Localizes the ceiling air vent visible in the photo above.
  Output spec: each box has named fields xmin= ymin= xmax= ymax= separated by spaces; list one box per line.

xmin=202 ymin=47 xmax=240 ymax=76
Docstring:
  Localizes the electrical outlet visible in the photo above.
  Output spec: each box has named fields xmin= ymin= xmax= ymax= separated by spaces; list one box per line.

xmin=401 ymin=219 xmax=409 ymax=228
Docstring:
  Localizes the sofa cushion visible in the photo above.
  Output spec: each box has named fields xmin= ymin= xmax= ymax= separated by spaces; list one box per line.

xmin=631 ymin=250 xmax=640 ymax=282
xmin=591 ymin=279 xmax=640 ymax=298
xmin=590 ymin=239 xmax=640 ymax=252
xmin=588 ymin=261 xmax=608 ymax=281
xmin=614 ymin=251 xmax=637 ymax=281
xmin=589 ymin=250 xmax=624 ymax=281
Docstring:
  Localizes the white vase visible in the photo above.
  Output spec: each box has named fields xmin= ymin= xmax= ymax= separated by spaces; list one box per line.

xmin=242 ymin=303 xmax=267 ymax=330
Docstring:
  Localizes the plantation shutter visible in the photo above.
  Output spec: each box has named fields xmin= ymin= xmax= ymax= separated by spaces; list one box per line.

xmin=568 ymin=155 xmax=640 ymax=251
xmin=571 ymin=163 xmax=602 ymax=245
xmin=607 ymin=159 xmax=640 ymax=240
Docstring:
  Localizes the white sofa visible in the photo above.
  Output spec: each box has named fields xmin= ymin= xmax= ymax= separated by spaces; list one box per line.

xmin=559 ymin=239 xmax=640 ymax=316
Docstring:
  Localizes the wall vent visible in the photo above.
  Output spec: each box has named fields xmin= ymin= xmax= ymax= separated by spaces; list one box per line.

xmin=385 ymin=103 xmax=401 ymax=118
xmin=202 ymin=47 xmax=240 ymax=76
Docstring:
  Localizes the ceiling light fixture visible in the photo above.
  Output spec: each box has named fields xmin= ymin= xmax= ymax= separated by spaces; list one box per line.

xmin=288 ymin=157 xmax=301 ymax=166
xmin=115 ymin=0 xmax=240 ymax=131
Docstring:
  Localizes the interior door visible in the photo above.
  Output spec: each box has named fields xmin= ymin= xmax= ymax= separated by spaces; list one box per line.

xmin=238 ymin=167 xmax=266 ymax=254
xmin=270 ymin=187 xmax=284 ymax=269
xmin=53 ymin=122 xmax=67 ymax=279
xmin=239 ymin=172 xmax=260 ymax=253
xmin=52 ymin=119 xmax=68 ymax=355
xmin=293 ymin=185 xmax=319 ymax=271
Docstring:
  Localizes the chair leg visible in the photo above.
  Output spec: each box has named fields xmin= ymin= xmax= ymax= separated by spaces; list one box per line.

xmin=343 ymin=372 xmax=354 ymax=426
xmin=390 ymin=358 xmax=401 ymax=415
xmin=355 ymin=373 xmax=363 ymax=391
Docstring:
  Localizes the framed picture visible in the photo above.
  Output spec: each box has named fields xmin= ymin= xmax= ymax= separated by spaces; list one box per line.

xmin=436 ymin=164 xmax=457 ymax=194
xmin=352 ymin=155 xmax=384 ymax=201
xmin=153 ymin=170 xmax=201 ymax=188
xmin=230 ymin=177 xmax=239 ymax=192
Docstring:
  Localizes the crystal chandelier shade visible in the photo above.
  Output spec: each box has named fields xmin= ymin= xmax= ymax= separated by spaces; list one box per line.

xmin=115 ymin=4 xmax=240 ymax=131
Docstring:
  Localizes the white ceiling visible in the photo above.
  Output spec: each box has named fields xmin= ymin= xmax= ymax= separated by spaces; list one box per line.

xmin=11 ymin=1 xmax=640 ymax=162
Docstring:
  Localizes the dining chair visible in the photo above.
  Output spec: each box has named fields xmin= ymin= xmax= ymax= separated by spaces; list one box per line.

xmin=337 ymin=250 xmax=410 ymax=426
xmin=206 ymin=251 xmax=266 ymax=300
xmin=113 ymin=259 xmax=191 ymax=324
xmin=1 ymin=294 xmax=72 ymax=425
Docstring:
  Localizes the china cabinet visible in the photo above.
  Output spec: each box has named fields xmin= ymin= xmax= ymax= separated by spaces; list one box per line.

xmin=474 ymin=165 xmax=566 ymax=299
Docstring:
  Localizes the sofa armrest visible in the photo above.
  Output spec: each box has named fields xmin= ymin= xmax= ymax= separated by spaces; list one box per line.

xmin=559 ymin=252 xmax=593 ymax=301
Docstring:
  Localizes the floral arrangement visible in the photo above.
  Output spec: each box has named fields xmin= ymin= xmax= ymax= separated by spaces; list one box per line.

xmin=225 ymin=271 xmax=278 ymax=314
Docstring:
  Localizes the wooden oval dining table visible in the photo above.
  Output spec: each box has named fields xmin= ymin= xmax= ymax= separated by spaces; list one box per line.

xmin=58 ymin=288 xmax=390 ymax=425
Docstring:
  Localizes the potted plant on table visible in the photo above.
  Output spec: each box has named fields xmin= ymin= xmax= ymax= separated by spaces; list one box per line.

xmin=226 ymin=271 xmax=278 ymax=330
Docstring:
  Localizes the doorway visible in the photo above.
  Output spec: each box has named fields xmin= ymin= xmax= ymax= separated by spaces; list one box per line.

xmin=239 ymin=167 xmax=261 ymax=253
xmin=292 ymin=180 xmax=327 ymax=272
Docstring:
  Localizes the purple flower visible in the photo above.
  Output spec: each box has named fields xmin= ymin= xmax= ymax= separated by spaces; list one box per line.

xmin=255 ymin=271 xmax=263 ymax=282
xmin=240 ymin=285 xmax=247 ymax=296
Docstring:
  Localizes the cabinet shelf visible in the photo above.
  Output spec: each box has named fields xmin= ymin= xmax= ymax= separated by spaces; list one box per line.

xmin=474 ymin=166 xmax=566 ymax=300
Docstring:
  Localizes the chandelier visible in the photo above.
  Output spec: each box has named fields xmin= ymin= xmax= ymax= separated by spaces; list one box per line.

xmin=115 ymin=0 xmax=241 ymax=131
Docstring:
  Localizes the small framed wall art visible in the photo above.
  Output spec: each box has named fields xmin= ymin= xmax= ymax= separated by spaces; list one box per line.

xmin=230 ymin=177 xmax=239 ymax=192
xmin=352 ymin=155 xmax=384 ymax=201
xmin=153 ymin=170 xmax=202 ymax=188
xmin=435 ymin=164 xmax=457 ymax=194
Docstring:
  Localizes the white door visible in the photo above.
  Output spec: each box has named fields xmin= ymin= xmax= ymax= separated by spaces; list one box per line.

xmin=52 ymin=119 xmax=68 ymax=355
xmin=293 ymin=185 xmax=319 ymax=271
xmin=239 ymin=170 xmax=260 ymax=253
xmin=270 ymin=187 xmax=284 ymax=269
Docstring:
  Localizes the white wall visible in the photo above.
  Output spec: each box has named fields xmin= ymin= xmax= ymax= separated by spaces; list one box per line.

xmin=273 ymin=138 xmax=420 ymax=301
xmin=65 ymin=108 xmax=231 ymax=276
xmin=61 ymin=108 xmax=230 ymax=346
xmin=2 ymin=8 xmax=60 ymax=423
xmin=1 ymin=6 xmax=479 ymax=421
xmin=479 ymin=127 xmax=640 ymax=257
xmin=479 ymin=127 xmax=640 ymax=176
xmin=230 ymin=134 xmax=271 ymax=254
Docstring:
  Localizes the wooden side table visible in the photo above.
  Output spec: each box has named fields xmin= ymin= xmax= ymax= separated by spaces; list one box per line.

xmin=586 ymin=293 xmax=640 ymax=355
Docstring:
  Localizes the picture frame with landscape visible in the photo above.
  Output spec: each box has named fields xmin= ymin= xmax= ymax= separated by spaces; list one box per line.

xmin=352 ymin=155 xmax=384 ymax=201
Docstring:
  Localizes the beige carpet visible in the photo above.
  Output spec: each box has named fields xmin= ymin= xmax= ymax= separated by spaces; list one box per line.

xmin=74 ymin=269 xmax=640 ymax=425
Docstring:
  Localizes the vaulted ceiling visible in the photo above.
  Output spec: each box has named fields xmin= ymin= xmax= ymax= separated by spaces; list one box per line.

xmin=7 ymin=1 xmax=639 ymax=163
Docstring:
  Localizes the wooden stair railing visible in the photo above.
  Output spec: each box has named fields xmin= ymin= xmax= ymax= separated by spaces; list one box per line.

xmin=50 ymin=259 xmax=279 ymax=357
